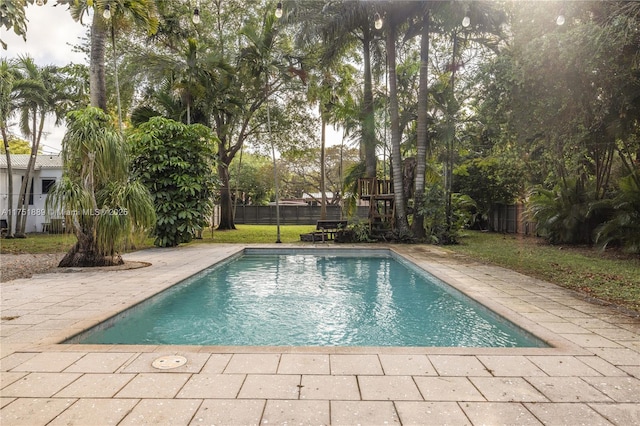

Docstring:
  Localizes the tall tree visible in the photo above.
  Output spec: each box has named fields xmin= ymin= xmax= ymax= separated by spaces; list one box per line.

xmin=384 ymin=6 xmax=411 ymax=236
xmin=56 ymin=0 xmax=158 ymax=111
xmin=319 ymin=0 xmax=382 ymax=178
xmin=0 ymin=59 xmax=22 ymax=237
xmin=12 ymin=57 xmax=60 ymax=237
xmin=47 ymin=107 xmax=155 ymax=266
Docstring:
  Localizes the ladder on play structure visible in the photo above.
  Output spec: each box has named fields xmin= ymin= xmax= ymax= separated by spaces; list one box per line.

xmin=358 ymin=178 xmax=394 ymax=234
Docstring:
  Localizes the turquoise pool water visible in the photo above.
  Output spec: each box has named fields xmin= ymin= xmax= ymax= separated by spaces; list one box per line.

xmin=70 ymin=251 xmax=547 ymax=347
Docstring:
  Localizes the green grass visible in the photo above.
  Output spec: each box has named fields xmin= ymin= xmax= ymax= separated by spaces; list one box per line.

xmin=0 ymin=225 xmax=316 ymax=254
xmin=192 ymin=225 xmax=316 ymax=244
xmin=448 ymin=231 xmax=640 ymax=313
xmin=1 ymin=233 xmax=78 ymax=254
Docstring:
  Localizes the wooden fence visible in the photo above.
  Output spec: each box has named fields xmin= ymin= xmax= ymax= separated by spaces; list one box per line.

xmin=489 ymin=204 xmax=537 ymax=235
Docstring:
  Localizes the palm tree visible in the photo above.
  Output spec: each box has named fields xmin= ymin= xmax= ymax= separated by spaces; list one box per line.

xmin=56 ymin=0 xmax=158 ymax=112
xmin=132 ymin=37 xmax=223 ymax=126
xmin=306 ymin=63 xmax=357 ymax=220
xmin=383 ymin=6 xmax=411 ymax=236
xmin=12 ymin=57 xmax=62 ymax=237
xmin=47 ymin=107 xmax=155 ymax=267
xmin=319 ymin=0 xmax=382 ymax=178
xmin=0 ymin=59 xmax=21 ymax=237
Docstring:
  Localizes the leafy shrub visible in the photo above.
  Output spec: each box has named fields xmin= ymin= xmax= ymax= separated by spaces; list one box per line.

xmin=130 ymin=117 xmax=218 ymax=247
xmin=593 ymin=173 xmax=640 ymax=253
xmin=415 ymin=184 xmax=477 ymax=244
xmin=526 ymin=179 xmax=596 ymax=244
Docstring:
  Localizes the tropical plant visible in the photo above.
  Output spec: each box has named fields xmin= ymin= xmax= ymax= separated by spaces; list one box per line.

xmin=593 ymin=173 xmax=640 ymax=254
xmin=47 ymin=107 xmax=155 ymax=266
xmin=0 ymin=58 xmax=21 ymax=237
xmin=526 ymin=180 xmax=597 ymax=245
xmin=56 ymin=0 xmax=158 ymax=111
xmin=11 ymin=57 xmax=65 ymax=237
xmin=454 ymin=156 xmax=525 ymax=229
xmin=130 ymin=117 xmax=218 ymax=247
xmin=317 ymin=0 xmax=382 ymax=178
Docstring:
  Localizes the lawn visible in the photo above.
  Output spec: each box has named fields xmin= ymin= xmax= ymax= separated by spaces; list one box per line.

xmin=2 ymin=226 xmax=638 ymax=313
xmin=448 ymin=231 xmax=640 ymax=313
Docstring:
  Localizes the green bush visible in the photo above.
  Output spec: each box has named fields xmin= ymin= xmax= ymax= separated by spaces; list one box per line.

xmin=130 ymin=117 xmax=218 ymax=247
xmin=526 ymin=179 xmax=596 ymax=245
xmin=593 ymin=173 xmax=640 ymax=253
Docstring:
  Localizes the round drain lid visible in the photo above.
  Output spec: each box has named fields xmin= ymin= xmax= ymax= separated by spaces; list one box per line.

xmin=152 ymin=355 xmax=188 ymax=370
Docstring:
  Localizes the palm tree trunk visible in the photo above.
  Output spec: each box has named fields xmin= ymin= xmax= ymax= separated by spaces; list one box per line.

xmin=15 ymin=109 xmax=41 ymax=236
xmin=320 ymin=109 xmax=327 ymax=220
xmin=386 ymin=17 xmax=411 ymax=236
xmin=90 ymin=12 xmax=108 ymax=111
xmin=2 ymin=128 xmax=14 ymax=237
xmin=362 ymin=27 xmax=377 ymax=178
xmin=412 ymin=10 xmax=430 ymax=239
xmin=217 ymin=157 xmax=236 ymax=230
xmin=111 ymin=24 xmax=123 ymax=132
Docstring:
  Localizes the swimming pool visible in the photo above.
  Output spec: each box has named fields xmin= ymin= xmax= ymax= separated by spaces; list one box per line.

xmin=68 ymin=249 xmax=548 ymax=347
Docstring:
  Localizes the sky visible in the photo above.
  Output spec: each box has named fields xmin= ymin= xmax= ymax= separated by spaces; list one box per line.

xmin=2 ymin=4 xmax=86 ymax=154
xmin=2 ymin=3 xmax=346 ymax=155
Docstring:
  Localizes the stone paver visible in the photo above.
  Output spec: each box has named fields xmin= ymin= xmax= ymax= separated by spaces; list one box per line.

xmin=262 ymin=399 xmax=330 ymax=425
xmin=395 ymin=401 xmax=471 ymax=425
xmin=299 ymin=375 xmax=360 ymax=400
xmin=0 ymin=398 xmax=76 ymax=426
xmin=470 ymin=377 xmax=548 ymax=402
xmin=526 ymin=376 xmax=613 ymax=402
xmin=330 ymin=354 xmax=383 ymax=375
xmin=47 ymin=398 xmax=139 ymax=426
xmin=114 ymin=373 xmax=191 ymax=399
xmin=54 ymin=373 xmax=135 ymax=398
xmin=176 ymin=373 xmax=245 ymax=399
xmin=118 ymin=399 xmax=202 ymax=426
xmin=524 ymin=402 xmax=614 ymax=425
xmin=358 ymin=375 xmax=423 ymax=401
xmin=237 ymin=374 xmax=301 ymax=399
xmin=460 ymin=402 xmax=543 ymax=425
xmin=589 ymin=403 xmax=640 ymax=426
xmin=331 ymin=400 xmax=400 ymax=425
xmin=1 ymin=244 xmax=638 ymax=425
xmin=190 ymin=399 xmax=265 ymax=425
xmin=413 ymin=376 xmax=485 ymax=401
xmin=278 ymin=354 xmax=330 ymax=374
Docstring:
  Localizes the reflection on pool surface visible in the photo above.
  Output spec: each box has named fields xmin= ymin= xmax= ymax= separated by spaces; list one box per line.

xmin=69 ymin=250 xmax=548 ymax=347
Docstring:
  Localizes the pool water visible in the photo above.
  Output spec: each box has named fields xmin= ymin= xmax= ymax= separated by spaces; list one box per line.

xmin=71 ymin=252 xmax=547 ymax=347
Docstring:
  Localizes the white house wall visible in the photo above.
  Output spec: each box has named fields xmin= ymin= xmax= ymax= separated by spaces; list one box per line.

xmin=0 ymin=169 xmax=63 ymax=234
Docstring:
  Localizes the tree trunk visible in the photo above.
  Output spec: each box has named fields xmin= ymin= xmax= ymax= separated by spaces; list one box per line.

xmin=90 ymin=12 xmax=108 ymax=111
xmin=14 ymin=111 xmax=40 ymax=237
xmin=2 ymin=128 xmax=14 ymax=237
xmin=110 ymin=24 xmax=123 ymax=132
xmin=387 ymin=17 xmax=411 ymax=237
xmin=320 ymin=111 xmax=327 ymax=220
xmin=362 ymin=27 xmax=377 ymax=178
xmin=412 ymin=10 xmax=430 ymax=239
xmin=58 ymin=232 xmax=123 ymax=267
xmin=217 ymin=158 xmax=236 ymax=230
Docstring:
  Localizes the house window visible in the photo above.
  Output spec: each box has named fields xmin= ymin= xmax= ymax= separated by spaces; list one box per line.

xmin=42 ymin=179 xmax=56 ymax=194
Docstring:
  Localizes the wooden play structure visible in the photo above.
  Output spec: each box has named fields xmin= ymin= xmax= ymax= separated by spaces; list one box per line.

xmin=358 ymin=177 xmax=395 ymax=234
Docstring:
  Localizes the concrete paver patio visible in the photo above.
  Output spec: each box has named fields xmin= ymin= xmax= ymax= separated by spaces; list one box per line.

xmin=1 ymin=244 xmax=639 ymax=425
